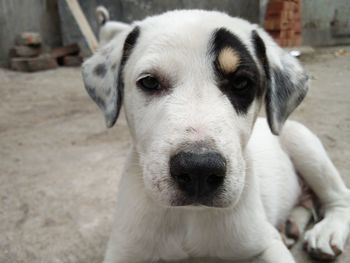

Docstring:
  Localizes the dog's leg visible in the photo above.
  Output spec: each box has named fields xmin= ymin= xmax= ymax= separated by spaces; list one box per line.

xmin=279 ymin=180 xmax=318 ymax=248
xmin=280 ymin=121 xmax=350 ymax=260
xmin=252 ymin=238 xmax=296 ymax=263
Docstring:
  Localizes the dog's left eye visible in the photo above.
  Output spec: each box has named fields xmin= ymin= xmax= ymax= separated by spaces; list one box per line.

xmin=137 ymin=75 xmax=161 ymax=91
xmin=234 ymin=77 xmax=250 ymax=90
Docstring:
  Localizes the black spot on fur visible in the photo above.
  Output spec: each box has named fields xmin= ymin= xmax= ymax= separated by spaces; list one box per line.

xmin=121 ymin=26 xmax=140 ymax=64
xmin=210 ymin=28 xmax=264 ymax=115
xmin=85 ymin=84 xmax=106 ymax=111
xmin=104 ymin=86 xmax=112 ymax=97
xmin=93 ymin=63 xmax=107 ymax=78
xmin=251 ymin=30 xmax=270 ymax=92
xmin=251 ymin=31 xmax=308 ymax=135
xmin=106 ymin=26 xmax=140 ymax=125
xmin=266 ymin=64 xmax=308 ymax=132
xmin=116 ymin=26 xmax=140 ymax=110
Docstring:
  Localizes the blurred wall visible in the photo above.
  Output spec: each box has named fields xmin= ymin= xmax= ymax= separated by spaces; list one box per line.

xmin=58 ymin=0 xmax=260 ymax=56
xmin=83 ymin=0 xmax=261 ymax=35
xmin=0 ymin=0 xmax=62 ymax=66
xmin=1 ymin=0 xmax=349 ymax=67
xmin=302 ymin=0 xmax=350 ymax=46
xmin=0 ymin=0 xmax=260 ymax=66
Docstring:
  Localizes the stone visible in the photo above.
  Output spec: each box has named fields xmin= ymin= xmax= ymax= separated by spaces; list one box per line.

xmin=63 ymin=55 xmax=83 ymax=67
xmin=15 ymin=32 xmax=42 ymax=46
xmin=50 ymin=44 xmax=80 ymax=59
xmin=11 ymin=54 xmax=58 ymax=72
xmin=10 ymin=45 xmax=42 ymax=58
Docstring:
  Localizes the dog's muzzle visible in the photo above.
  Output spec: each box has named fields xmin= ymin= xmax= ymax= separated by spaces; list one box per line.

xmin=170 ymin=148 xmax=226 ymax=202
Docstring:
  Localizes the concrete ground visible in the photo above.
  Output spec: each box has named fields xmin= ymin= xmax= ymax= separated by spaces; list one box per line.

xmin=0 ymin=46 xmax=349 ymax=263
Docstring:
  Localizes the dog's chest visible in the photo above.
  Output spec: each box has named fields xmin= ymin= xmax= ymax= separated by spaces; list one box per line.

xmin=152 ymin=211 xmax=265 ymax=261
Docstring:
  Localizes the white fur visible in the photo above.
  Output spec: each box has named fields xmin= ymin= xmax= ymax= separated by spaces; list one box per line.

xmin=83 ymin=9 xmax=350 ymax=263
xmin=98 ymin=21 xmax=130 ymax=47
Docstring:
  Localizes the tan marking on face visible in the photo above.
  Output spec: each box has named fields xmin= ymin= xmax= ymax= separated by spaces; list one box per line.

xmin=218 ymin=47 xmax=240 ymax=73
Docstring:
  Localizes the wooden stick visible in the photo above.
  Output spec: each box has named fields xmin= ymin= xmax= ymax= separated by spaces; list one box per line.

xmin=64 ymin=0 xmax=98 ymax=53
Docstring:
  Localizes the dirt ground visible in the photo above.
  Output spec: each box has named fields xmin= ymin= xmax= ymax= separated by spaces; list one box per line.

xmin=0 ymin=46 xmax=349 ymax=263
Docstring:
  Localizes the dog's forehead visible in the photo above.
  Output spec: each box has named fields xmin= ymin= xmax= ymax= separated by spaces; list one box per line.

xmin=134 ymin=10 xmax=256 ymax=58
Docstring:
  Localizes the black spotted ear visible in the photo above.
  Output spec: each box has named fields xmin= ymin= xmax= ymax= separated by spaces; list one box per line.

xmin=81 ymin=26 xmax=139 ymax=127
xmin=252 ymin=29 xmax=309 ymax=135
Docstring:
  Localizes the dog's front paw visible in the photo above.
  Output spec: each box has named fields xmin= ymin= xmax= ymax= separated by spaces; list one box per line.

xmin=303 ymin=212 xmax=350 ymax=261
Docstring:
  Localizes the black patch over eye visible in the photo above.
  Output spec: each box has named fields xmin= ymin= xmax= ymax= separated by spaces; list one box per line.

xmin=210 ymin=28 xmax=263 ymax=115
xmin=137 ymin=75 xmax=161 ymax=92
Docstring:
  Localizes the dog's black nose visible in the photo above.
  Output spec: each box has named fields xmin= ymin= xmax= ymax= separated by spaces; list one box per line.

xmin=170 ymin=151 xmax=226 ymax=198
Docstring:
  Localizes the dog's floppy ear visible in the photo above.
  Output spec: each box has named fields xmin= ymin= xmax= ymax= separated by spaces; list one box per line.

xmin=82 ymin=26 xmax=139 ymax=127
xmin=252 ymin=29 xmax=309 ymax=135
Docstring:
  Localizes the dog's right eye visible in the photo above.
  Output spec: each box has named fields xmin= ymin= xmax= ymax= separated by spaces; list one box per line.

xmin=137 ymin=75 xmax=161 ymax=92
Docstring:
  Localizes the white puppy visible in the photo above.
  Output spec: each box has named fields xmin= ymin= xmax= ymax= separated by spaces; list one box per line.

xmin=82 ymin=9 xmax=350 ymax=263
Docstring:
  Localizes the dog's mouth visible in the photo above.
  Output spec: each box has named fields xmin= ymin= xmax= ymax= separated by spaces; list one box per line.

xmin=169 ymin=191 xmax=230 ymax=208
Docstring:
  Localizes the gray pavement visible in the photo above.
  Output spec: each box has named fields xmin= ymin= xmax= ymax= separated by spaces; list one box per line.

xmin=0 ymin=46 xmax=349 ymax=263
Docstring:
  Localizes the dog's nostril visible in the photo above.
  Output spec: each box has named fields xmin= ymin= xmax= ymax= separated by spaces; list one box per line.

xmin=176 ymin=173 xmax=191 ymax=184
xmin=170 ymin=150 xmax=226 ymax=198
xmin=207 ymin=174 xmax=224 ymax=186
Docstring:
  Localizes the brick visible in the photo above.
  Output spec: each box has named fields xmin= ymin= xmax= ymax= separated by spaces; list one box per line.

xmin=274 ymin=38 xmax=288 ymax=47
xmin=293 ymin=34 xmax=302 ymax=46
xmin=291 ymin=2 xmax=298 ymax=12
xmin=266 ymin=2 xmax=286 ymax=14
xmin=275 ymin=38 xmax=283 ymax=46
xmin=286 ymin=29 xmax=295 ymax=39
xmin=269 ymin=30 xmax=288 ymax=39
xmin=10 ymin=45 xmax=42 ymax=58
xmin=294 ymin=21 xmax=302 ymax=33
xmin=293 ymin=13 xmax=301 ymax=21
xmin=282 ymin=38 xmax=289 ymax=47
xmin=269 ymin=31 xmax=282 ymax=39
xmin=15 ymin=32 xmax=42 ymax=46
xmin=50 ymin=44 xmax=80 ymax=59
xmin=275 ymin=38 xmax=291 ymax=47
xmin=265 ymin=17 xmax=289 ymax=30
xmin=11 ymin=54 xmax=58 ymax=72
xmin=286 ymin=39 xmax=294 ymax=47
xmin=63 ymin=55 xmax=83 ymax=67
xmin=265 ymin=11 xmax=287 ymax=22
xmin=11 ymin=58 xmax=28 ymax=72
xmin=287 ymin=10 xmax=294 ymax=21
xmin=285 ymin=2 xmax=293 ymax=11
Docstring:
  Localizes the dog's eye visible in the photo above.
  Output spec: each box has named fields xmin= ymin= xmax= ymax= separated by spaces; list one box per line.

xmin=234 ymin=78 xmax=250 ymax=90
xmin=137 ymin=75 xmax=160 ymax=91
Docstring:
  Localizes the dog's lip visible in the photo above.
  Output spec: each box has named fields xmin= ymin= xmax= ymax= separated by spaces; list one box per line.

xmin=177 ymin=202 xmax=207 ymax=207
xmin=170 ymin=198 xmax=224 ymax=208
xmin=170 ymin=203 xmax=229 ymax=210
xmin=170 ymin=203 xmax=213 ymax=208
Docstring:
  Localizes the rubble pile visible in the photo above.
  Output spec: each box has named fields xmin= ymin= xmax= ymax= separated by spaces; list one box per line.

xmin=10 ymin=32 xmax=83 ymax=72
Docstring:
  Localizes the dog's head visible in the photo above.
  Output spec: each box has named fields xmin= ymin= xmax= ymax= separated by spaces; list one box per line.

xmin=82 ymin=10 xmax=308 ymax=208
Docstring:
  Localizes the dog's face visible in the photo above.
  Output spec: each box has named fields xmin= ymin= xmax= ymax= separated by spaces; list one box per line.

xmin=82 ymin=10 xmax=308 ymax=208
